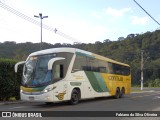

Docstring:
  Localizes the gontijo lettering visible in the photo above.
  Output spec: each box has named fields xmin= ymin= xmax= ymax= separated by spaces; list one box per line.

xmin=108 ymin=76 xmax=123 ymax=81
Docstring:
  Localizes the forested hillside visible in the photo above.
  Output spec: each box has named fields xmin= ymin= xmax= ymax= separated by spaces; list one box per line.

xmin=0 ymin=30 xmax=160 ymax=86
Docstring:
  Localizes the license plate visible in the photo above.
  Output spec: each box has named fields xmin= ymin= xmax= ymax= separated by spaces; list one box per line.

xmin=29 ymin=96 xmax=34 ymax=101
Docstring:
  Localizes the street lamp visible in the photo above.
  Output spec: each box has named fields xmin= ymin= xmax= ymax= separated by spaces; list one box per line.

xmin=34 ymin=13 xmax=48 ymax=50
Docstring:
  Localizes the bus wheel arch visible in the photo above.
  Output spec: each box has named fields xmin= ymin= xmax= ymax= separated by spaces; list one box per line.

xmin=69 ymin=88 xmax=81 ymax=105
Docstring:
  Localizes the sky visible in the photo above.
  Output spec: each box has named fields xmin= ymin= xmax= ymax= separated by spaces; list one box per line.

xmin=0 ymin=0 xmax=160 ymax=44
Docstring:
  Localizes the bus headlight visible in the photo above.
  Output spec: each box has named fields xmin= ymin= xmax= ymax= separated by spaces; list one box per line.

xmin=43 ymin=86 xmax=56 ymax=93
xmin=43 ymin=88 xmax=52 ymax=93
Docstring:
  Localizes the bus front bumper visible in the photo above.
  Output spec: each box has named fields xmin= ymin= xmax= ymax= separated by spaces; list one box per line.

xmin=20 ymin=91 xmax=54 ymax=102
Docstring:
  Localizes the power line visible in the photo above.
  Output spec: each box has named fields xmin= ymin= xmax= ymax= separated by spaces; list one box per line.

xmin=0 ymin=2 xmax=40 ymax=26
xmin=0 ymin=1 xmax=81 ymax=43
xmin=133 ymin=0 xmax=160 ymax=26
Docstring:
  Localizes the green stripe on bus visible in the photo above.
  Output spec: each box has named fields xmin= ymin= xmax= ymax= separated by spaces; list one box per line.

xmin=94 ymin=72 xmax=109 ymax=92
xmin=85 ymin=71 xmax=103 ymax=92
xmin=76 ymin=52 xmax=95 ymax=58
xmin=32 ymin=86 xmax=46 ymax=92
xmin=70 ymin=82 xmax=82 ymax=86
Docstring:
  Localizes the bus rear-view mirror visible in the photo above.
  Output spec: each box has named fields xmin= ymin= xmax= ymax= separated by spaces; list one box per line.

xmin=14 ymin=61 xmax=25 ymax=73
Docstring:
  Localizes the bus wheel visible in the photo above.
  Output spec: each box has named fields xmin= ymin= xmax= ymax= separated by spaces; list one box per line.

xmin=70 ymin=89 xmax=80 ymax=105
xmin=115 ymin=88 xmax=120 ymax=99
xmin=120 ymin=87 xmax=125 ymax=98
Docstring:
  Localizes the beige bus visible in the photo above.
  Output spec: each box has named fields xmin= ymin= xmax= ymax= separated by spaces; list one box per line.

xmin=15 ymin=47 xmax=131 ymax=105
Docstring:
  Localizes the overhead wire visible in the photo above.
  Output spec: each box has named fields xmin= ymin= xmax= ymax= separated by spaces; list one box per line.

xmin=133 ymin=0 xmax=160 ymax=26
xmin=0 ymin=1 xmax=81 ymax=43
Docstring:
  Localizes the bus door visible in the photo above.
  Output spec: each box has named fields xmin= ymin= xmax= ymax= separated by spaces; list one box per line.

xmin=52 ymin=60 xmax=68 ymax=101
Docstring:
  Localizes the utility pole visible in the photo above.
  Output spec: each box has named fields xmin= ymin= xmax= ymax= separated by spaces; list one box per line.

xmin=141 ymin=50 xmax=144 ymax=90
xmin=34 ymin=13 xmax=48 ymax=50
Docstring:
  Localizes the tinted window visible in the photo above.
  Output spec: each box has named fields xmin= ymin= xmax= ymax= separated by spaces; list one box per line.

xmin=98 ymin=60 xmax=108 ymax=73
xmin=72 ymin=54 xmax=87 ymax=71
xmin=108 ymin=62 xmax=130 ymax=76
xmin=72 ymin=54 xmax=108 ymax=73
xmin=108 ymin=62 xmax=114 ymax=74
xmin=87 ymin=57 xmax=98 ymax=72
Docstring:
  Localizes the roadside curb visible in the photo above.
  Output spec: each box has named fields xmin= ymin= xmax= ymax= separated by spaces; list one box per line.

xmin=131 ymin=90 xmax=155 ymax=94
xmin=0 ymin=100 xmax=25 ymax=105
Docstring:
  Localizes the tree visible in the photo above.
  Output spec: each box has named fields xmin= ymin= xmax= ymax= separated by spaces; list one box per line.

xmin=118 ymin=37 xmax=125 ymax=41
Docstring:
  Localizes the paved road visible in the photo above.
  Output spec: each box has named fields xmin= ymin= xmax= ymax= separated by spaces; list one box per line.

xmin=0 ymin=88 xmax=160 ymax=120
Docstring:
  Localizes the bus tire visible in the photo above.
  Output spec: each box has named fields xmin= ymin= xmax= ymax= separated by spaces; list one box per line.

xmin=120 ymin=87 xmax=125 ymax=98
xmin=70 ymin=89 xmax=80 ymax=105
xmin=114 ymin=87 xmax=120 ymax=99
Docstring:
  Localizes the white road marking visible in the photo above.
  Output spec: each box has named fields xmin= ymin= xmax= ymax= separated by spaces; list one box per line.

xmin=131 ymin=90 xmax=155 ymax=94
xmin=153 ymin=96 xmax=160 ymax=100
xmin=9 ymin=106 xmax=28 ymax=109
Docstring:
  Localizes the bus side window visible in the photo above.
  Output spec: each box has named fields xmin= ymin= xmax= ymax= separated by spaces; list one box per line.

xmin=72 ymin=55 xmax=87 ymax=72
xmin=108 ymin=62 xmax=114 ymax=74
xmin=53 ymin=64 xmax=64 ymax=79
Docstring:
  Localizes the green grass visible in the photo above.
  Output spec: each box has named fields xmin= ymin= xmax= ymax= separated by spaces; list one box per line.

xmin=8 ymin=97 xmax=16 ymax=101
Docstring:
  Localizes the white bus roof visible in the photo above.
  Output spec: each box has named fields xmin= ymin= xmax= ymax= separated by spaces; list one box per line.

xmin=29 ymin=47 xmax=129 ymax=67
xmin=29 ymin=47 xmax=76 ymax=56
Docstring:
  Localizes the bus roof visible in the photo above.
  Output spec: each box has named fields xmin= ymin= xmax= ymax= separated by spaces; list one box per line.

xmin=29 ymin=47 xmax=75 ymax=56
xmin=29 ymin=47 xmax=129 ymax=67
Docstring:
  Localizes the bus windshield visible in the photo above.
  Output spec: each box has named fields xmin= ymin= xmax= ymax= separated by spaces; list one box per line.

xmin=22 ymin=54 xmax=56 ymax=87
